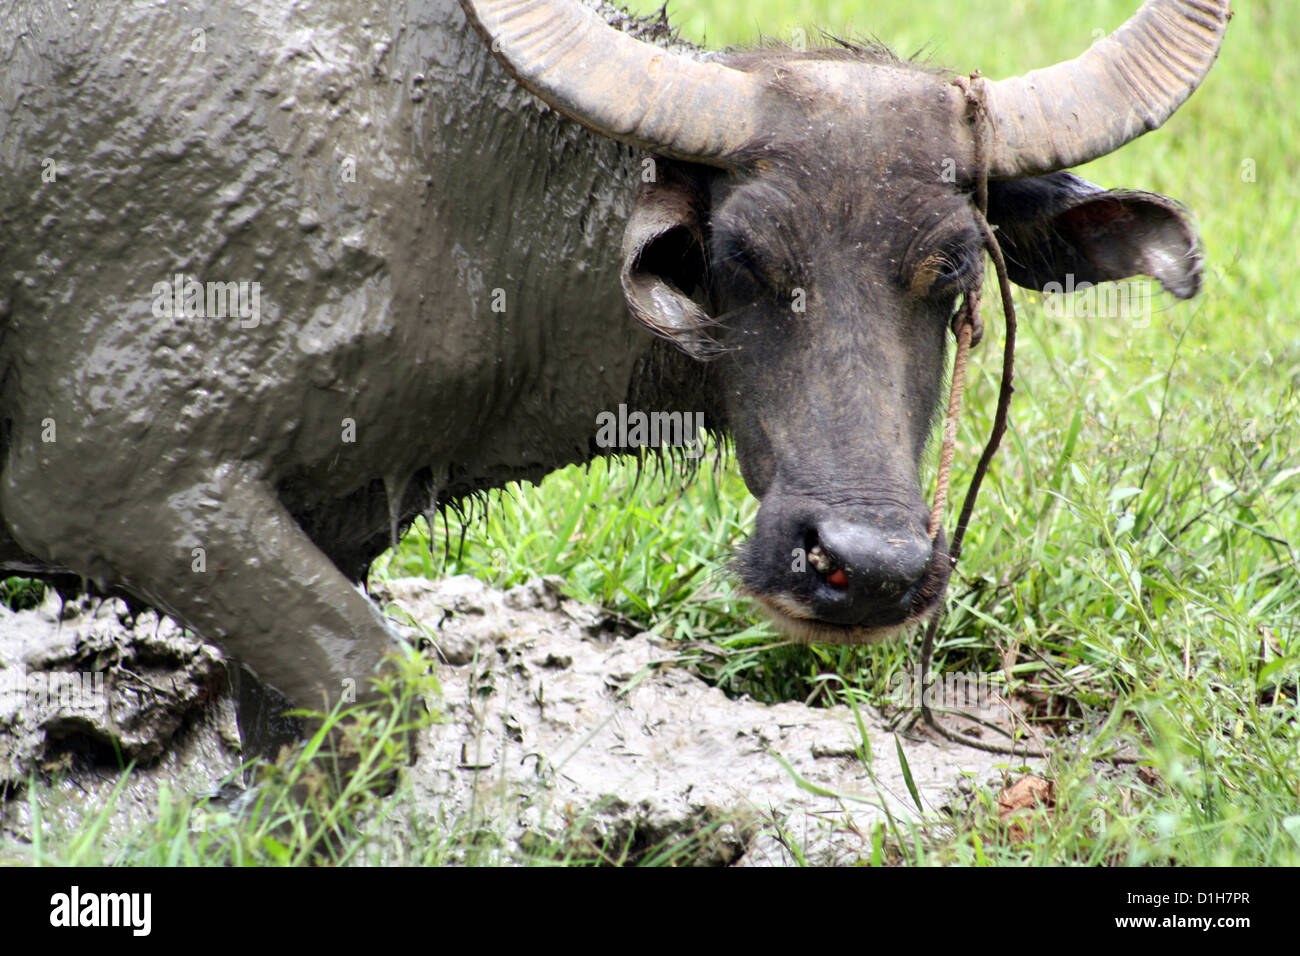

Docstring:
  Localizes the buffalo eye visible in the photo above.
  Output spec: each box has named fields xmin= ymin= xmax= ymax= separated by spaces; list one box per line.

xmin=716 ymin=234 xmax=769 ymax=287
xmin=911 ymin=234 xmax=980 ymax=299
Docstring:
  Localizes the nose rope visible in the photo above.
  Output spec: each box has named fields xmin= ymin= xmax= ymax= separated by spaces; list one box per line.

xmin=915 ymin=79 xmax=1134 ymax=765
xmin=915 ymin=74 xmax=1061 ymax=760
xmin=928 ymin=72 xmax=1009 ymax=560
xmin=926 ymin=295 xmax=976 ymax=541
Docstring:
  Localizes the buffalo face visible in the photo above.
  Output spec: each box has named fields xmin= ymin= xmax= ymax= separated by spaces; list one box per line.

xmin=620 ymin=78 xmax=978 ymax=640
xmin=706 ymin=153 xmax=970 ymax=640
xmin=620 ymin=122 xmax=1201 ymax=644
xmin=466 ymin=0 xmax=1225 ymax=642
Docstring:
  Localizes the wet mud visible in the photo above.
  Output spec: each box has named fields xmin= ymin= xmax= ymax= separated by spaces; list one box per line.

xmin=1 ymin=578 xmax=1027 ymax=865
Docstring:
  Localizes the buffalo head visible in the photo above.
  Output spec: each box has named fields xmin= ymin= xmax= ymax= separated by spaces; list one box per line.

xmin=463 ymin=0 xmax=1227 ymax=642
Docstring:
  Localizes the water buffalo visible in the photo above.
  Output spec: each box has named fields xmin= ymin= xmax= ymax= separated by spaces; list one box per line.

xmin=0 ymin=0 xmax=1227 ymax=731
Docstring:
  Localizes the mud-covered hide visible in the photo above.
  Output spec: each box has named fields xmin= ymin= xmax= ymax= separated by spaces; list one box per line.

xmin=0 ymin=1 xmax=665 ymax=713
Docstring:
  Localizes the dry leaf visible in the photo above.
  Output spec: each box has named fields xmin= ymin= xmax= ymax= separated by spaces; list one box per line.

xmin=997 ymin=775 xmax=1055 ymax=842
xmin=1136 ymin=765 xmax=1162 ymax=789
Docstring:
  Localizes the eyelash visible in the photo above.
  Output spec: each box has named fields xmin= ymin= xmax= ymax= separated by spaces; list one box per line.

xmin=718 ymin=238 xmax=763 ymax=280
xmin=928 ymin=241 xmax=980 ymax=294
xmin=937 ymin=252 xmax=972 ymax=284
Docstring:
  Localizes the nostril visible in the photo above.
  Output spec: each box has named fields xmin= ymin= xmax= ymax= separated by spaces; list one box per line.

xmin=805 ymin=530 xmax=849 ymax=590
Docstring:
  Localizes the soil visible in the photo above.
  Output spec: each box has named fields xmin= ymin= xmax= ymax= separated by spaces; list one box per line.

xmin=0 ymin=576 xmax=1029 ymax=865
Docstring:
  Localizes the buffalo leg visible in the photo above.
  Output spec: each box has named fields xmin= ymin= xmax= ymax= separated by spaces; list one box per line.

xmin=1 ymin=456 xmax=408 ymax=753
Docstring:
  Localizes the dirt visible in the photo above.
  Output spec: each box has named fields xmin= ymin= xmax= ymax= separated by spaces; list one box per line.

xmin=1 ymin=576 xmax=1030 ymax=864
xmin=0 ymin=593 xmax=242 ymax=846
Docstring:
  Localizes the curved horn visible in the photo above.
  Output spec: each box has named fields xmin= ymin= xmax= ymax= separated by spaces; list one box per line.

xmin=983 ymin=0 xmax=1231 ymax=177
xmin=460 ymin=0 xmax=762 ymax=164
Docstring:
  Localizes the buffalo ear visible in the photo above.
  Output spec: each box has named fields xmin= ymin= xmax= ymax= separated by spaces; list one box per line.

xmin=621 ymin=162 xmax=718 ymax=359
xmin=986 ymin=171 xmax=1202 ymax=300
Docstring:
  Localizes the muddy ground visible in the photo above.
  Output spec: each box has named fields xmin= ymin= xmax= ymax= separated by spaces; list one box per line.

xmin=0 ymin=576 xmax=1033 ymax=865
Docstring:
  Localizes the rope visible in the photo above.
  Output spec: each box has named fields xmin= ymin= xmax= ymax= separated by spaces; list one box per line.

xmin=915 ymin=76 xmax=1137 ymax=765
xmin=927 ymin=72 xmax=993 ymax=555
xmin=917 ymin=75 xmax=1037 ymax=758
xmin=927 ymin=301 xmax=975 ymax=540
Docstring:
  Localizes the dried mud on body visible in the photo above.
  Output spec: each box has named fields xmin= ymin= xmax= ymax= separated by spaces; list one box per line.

xmin=1 ymin=577 xmax=1026 ymax=864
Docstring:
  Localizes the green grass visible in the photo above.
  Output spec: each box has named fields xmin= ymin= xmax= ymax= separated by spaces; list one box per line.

xmin=5 ymin=0 xmax=1298 ymax=865
xmin=1 ymin=577 xmax=45 ymax=611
